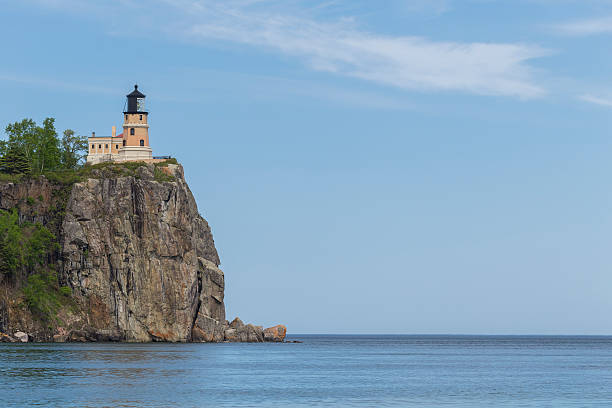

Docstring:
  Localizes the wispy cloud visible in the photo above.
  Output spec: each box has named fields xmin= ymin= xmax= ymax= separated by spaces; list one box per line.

xmin=167 ymin=0 xmax=549 ymax=98
xmin=23 ymin=0 xmax=549 ymax=99
xmin=553 ymin=16 xmax=612 ymax=36
xmin=579 ymin=94 xmax=612 ymax=108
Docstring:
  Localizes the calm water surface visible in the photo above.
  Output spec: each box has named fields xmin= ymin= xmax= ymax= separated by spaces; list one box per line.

xmin=1 ymin=335 xmax=612 ymax=407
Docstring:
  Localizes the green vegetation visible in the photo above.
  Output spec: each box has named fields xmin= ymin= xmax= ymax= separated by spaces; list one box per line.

xmin=0 ymin=117 xmax=177 ymax=322
xmin=0 ymin=118 xmax=87 ymax=176
xmin=1 ymin=117 xmax=177 ymax=184
xmin=154 ymin=166 xmax=175 ymax=182
xmin=0 ymin=209 xmax=61 ymax=321
xmin=52 ymin=159 xmax=177 ymax=182
xmin=22 ymin=270 xmax=73 ymax=323
xmin=0 ymin=143 xmax=32 ymax=175
xmin=155 ymin=157 xmax=178 ymax=166
xmin=0 ymin=210 xmax=22 ymax=277
xmin=60 ymin=129 xmax=88 ymax=170
xmin=0 ymin=209 xmax=57 ymax=279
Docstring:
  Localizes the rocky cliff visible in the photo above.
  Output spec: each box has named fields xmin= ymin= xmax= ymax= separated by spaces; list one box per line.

xmin=0 ymin=162 xmax=286 ymax=343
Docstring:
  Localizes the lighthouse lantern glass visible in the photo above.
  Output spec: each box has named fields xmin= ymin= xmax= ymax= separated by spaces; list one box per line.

xmin=137 ymin=98 xmax=145 ymax=111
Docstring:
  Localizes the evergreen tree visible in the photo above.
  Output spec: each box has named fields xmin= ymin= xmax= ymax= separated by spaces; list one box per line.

xmin=0 ymin=144 xmax=31 ymax=175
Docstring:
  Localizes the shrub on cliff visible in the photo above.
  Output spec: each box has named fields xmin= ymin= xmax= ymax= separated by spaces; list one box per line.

xmin=0 ymin=208 xmax=63 ymax=321
xmin=0 ymin=209 xmax=57 ymax=280
xmin=22 ymin=270 xmax=72 ymax=323
xmin=0 ymin=209 xmax=22 ymax=277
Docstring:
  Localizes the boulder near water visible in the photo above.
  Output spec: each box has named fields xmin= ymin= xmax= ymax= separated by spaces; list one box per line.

xmin=263 ymin=325 xmax=287 ymax=342
xmin=0 ymin=332 xmax=17 ymax=343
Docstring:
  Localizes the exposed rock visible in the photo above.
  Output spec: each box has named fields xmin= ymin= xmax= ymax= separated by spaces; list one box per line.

xmin=225 ymin=323 xmax=264 ymax=342
xmin=192 ymin=315 xmax=225 ymax=342
xmin=0 ymin=176 xmax=63 ymax=227
xmin=14 ymin=331 xmax=28 ymax=343
xmin=264 ymin=325 xmax=287 ymax=342
xmin=0 ymin=164 xmax=287 ymax=343
xmin=136 ymin=165 xmax=154 ymax=180
xmin=61 ymin=164 xmax=220 ymax=342
xmin=229 ymin=317 xmax=245 ymax=329
xmin=198 ymin=258 xmax=226 ymax=323
xmin=244 ymin=324 xmax=265 ymax=342
xmin=224 ymin=328 xmax=237 ymax=341
xmin=0 ymin=332 xmax=17 ymax=343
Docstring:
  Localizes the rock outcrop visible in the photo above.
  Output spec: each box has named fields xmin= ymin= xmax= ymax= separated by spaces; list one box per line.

xmin=0 ymin=162 xmax=286 ymax=342
xmin=13 ymin=331 xmax=28 ymax=343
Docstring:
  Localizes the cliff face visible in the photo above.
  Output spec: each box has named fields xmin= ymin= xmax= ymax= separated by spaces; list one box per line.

xmin=61 ymin=164 xmax=224 ymax=342
xmin=0 ymin=163 xmax=285 ymax=343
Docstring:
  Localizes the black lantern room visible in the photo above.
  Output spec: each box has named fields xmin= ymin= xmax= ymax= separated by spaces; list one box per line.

xmin=125 ymin=85 xmax=146 ymax=113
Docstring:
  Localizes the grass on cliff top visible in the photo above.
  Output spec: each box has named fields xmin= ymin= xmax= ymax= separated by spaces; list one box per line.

xmin=40 ymin=158 xmax=179 ymax=185
xmin=0 ymin=172 xmax=24 ymax=183
xmin=0 ymin=158 xmax=179 ymax=186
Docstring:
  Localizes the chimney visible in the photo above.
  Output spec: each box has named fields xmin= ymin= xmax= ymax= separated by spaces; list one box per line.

xmin=112 ymin=126 xmax=116 ymax=137
xmin=92 ymin=131 xmax=95 ymax=137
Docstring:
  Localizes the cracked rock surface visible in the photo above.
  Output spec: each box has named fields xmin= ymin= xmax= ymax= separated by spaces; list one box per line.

xmin=62 ymin=164 xmax=221 ymax=342
xmin=0 ymin=163 xmax=286 ymax=343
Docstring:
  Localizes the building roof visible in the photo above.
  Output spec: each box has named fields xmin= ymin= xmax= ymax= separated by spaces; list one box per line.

xmin=88 ymin=134 xmax=124 ymax=140
xmin=127 ymin=84 xmax=145 ymax=98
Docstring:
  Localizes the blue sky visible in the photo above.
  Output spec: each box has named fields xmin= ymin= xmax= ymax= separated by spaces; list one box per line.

xmin=2 ymin=0 xmax=612 ymax=334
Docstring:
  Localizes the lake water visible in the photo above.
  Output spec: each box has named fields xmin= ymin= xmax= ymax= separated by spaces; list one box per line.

xmin=1 ymin=335 xmax=611 ymax=407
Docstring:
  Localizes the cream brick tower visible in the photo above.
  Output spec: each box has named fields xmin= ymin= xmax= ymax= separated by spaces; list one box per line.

xmin=119 ymin=85 xmax=152 ymax=161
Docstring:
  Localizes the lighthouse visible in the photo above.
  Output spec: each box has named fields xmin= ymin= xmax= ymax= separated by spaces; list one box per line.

xmin=120 ymin=85 xmax=153 ymax=161
xmin=86 ymin=85 xmax=155 ymax=164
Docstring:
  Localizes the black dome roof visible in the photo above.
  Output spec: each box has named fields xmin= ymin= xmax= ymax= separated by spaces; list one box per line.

xmin=127 ymin=84 xmax=145 ymax=98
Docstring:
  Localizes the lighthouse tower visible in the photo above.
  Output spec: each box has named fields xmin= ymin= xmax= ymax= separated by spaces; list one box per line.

xmin=119 ymin=85 xmax=153 ymax=161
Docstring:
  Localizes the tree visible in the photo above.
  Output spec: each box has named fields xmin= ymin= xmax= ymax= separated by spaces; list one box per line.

xmin=0 ymin=144 xmax=32 ymax=175
xmin=4 ymin=119 xmax=37 ymax=165
xmin=60 ymin=129 xmax=88 ymax=169
xmin=2 ymin=117 xmax=85 ymax=174
xmin=33 ymin=118 xmax=61 ymax=173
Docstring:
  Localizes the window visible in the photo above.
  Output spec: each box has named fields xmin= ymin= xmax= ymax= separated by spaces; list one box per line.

xmin=139 ymin=115 xmax=142 ymax=120
xmin=116 ymin=144 xmax=119 ymax=149
xmin=91 ymin=144 xmax=95 ymax=150
xmin=99 ymin=144 xmax=102 ymax=149
xmin=140 ymin=140 xmax=144 ymax=146
xmin=130 ymin=128 xmax=135 ymax=135
xmin=125 ymin=115 xmax=128 ymax=120
xmin=105 ymin=144 xmax=108 ymax=149
xmin=123 ymin=140 xmax=126 ymax=146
